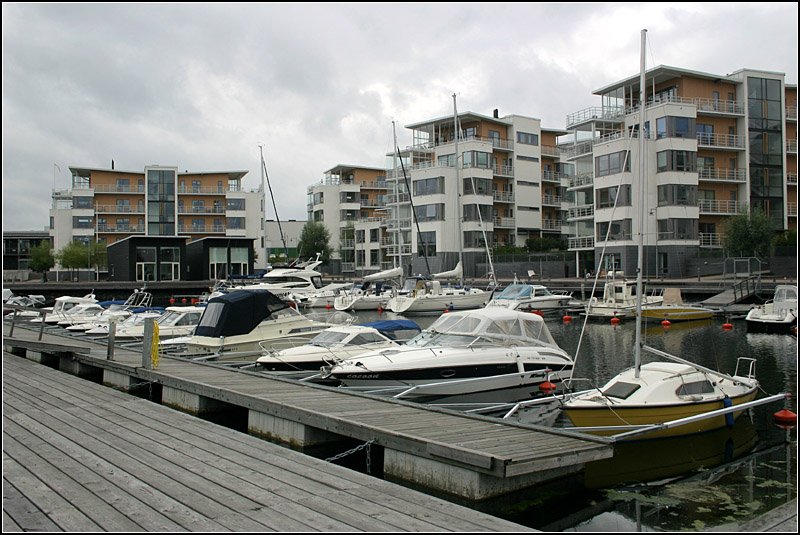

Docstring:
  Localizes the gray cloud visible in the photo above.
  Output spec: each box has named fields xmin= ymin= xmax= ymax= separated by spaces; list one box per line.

xmin=3 ymin=2 xmax=797 ymax=230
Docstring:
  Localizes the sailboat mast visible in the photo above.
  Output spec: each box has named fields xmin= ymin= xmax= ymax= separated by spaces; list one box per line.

xmin=453 ymin=93 xmax=465 ymax=287
xmin=391 ymin=122 xmax=400 ymax=271
xmin=634 ymin=29 xmax=647 ymax=377
xmin=260 ymin=146 xmax=289 ymax=262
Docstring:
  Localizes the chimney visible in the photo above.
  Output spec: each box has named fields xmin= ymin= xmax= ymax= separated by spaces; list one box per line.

xmin=111 ymin=159 xmax=115 ymax=170
xmin=493 ymin=109 xmax=499 ymax=118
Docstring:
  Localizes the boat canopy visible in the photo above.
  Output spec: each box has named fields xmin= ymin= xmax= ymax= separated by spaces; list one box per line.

xmin=194 ymin=290 xmax=289 ymax=338
xmin=359 ymin=319 xmax=421 ymax=336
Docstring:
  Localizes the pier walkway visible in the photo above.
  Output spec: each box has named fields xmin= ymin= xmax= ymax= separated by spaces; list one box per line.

xmin=2 ymin=352 xmax=534 ymax=532
xmin=2 ymin=322 xmax=612 ymax=502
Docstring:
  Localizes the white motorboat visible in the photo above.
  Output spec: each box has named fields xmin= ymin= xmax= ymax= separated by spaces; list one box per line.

xmin=559 ymin=30 xmax=762 ymax=441
xmin=29 ymin=293 xmax=98 ymax=324
xmin=114 ymin=305 xmax=205 ymax=341
xmin=334 ymin=266 xmax=403 ymax=312
xmin=214 ymin=254 xmax=330 ymax=300
xmin=2 ymin=294 xmax=46 ymax=317
xmin=178 ymin=289 xmax=354 ymax=360
xmin=255 ymin=319 xmax=421 ymax=371
xmin=321 ymin=307 xmax=574 ymax=405
xmin=62 ymin=289 xmax=155 ymax=330
xmin=287 ymin=282 xmax=352 ymax=309
xmin=583 ymin=271 xmax=663 ymax=319
xmin=485 ymin=282 xmax=574 ymax=311
xmin=83 ymin=308 xmax=165 ymax=335
xmin=745 ymin=285 xmax=797 ymax=334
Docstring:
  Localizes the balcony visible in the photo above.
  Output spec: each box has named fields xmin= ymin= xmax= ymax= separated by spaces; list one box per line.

xmin=93 ymin=185 xmax=145 ymax=194
xmin=178 ymin=225 xmax=226 ymax=234
xmin=542 ymin=219 xmax=565 ymax=232
xmin=787 ymin=173 xmax=797 ymax=185
xmin=493 ymin=217 xmax=516 ymax=228
xmin=567 ymin=205 xmax=594 ymax=221
xmin=698 ymin=168 xmax=747 ymax=183
xmin=787 ymin=105 xmax=797 ymax=122
xmin=698 ymin=199 xmax=742 ymax=215
xmin=542 ymin=170 xmax=569 ymax=183
xmin=788 ymin=202 xmax=797 ymax=217
xmin=699 ymin=233 xmax=723 ymax=248
xmin=567 ymin=172 xmax=594 ymax=190
xmin=95 ymin=205 xmax=145 ymax=214
xmin=493 ymin=191 xmax=515 ymax=203
xmin=787 ymin=140 xmax=797 ymax=154
xmin=492 ymin=164 xmax=514 ymax=177
xmin=696 ymin=132 xmax=745 ymax=150
xmin=542 ymin=194 xmax=563 ymax=206
xmin=565 ymin=106 xmax=624 ymax=129
xmin=97 ymin=225 xmax=145 ymax=234
xmin=540 ymin=145 xmax=560 ymax=158
xmin=568 ymin=236 xmax=595 ymax=250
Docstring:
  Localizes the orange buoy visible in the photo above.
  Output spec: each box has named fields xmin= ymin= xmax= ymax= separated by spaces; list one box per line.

xmin=661 ymin=319 xmax=671 ymax=327
xmin=539 ymin=381 xmax=557 ymax=394
xmin=774 ymin=409 xmax=797 ymax=429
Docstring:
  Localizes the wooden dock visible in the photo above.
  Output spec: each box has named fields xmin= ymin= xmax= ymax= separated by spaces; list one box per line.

xmin=2 ymin=321 xmax=612 ymax=502
xmin=3 ymin=352 xmax=536 ymax=532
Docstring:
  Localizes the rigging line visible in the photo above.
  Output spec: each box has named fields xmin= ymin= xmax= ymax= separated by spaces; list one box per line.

xmin=260 ymin=146 xmax=289 ymax=261
xmin=455 ymin=113 xmax=497 ymax=288
xmin=396 ymin=146 xmax=431 ymax=277
xmin=568 ymin=126 xmax=640 ymax=386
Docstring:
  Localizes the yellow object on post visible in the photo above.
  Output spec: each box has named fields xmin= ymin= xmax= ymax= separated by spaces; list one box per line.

xmin=151 ymin=321 xmax=160 ymax=368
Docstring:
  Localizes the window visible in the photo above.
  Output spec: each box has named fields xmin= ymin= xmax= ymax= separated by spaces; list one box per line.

xmin=516 ymin=132 xmax=539 ymax=145
xmin=462 ymin=204 xmax=491 ymax=221
xmin=657 ymin=185 xmax=697 ymax=206
xmin=462 ymin=151 xmax=490 ymax=169
xmin=414 ymin=203 xmax=445 ymax=222
xmin=595 ymin=151 xmax=630 ymax=177
xmin=655 ymin=116 xmax=696 ymax=139
xmin=116 ymin=178 xmax=130 ymax=192
xmin=413 ymin=177 xmax=445 ymax=196
xmin=596 ymin=185 xmax=631 ymax=208
xmin=74 ymin=196 xmax=93 ymax=209
xmin=658 ymin=218 xmax=698 ymax=240
xmin=72 ymin=216 xmax=93 ymax=229
xmin=418 ymin=231 xmax=436 ymax=257
xmin=226 ymin=198 xmax=245 ymax=210
xmin=192 ymin=200 xmax=206 ymax=213
xmin=226 ymin=217 xmax=245 ymax=229
xmin=657 ymin=150 xmax=697 ymax=173
xmin=463 ymin=231 xmax=491 ymax=248
xmin=696 ymin=123 xmax=714 ymax=144
xmin=596 ymin=219 xmax=632 ymax=241
xmin=437 ymin=154 xmax=456 ymax=167
xmin=463 ymin=177 xmax=492 ymax=195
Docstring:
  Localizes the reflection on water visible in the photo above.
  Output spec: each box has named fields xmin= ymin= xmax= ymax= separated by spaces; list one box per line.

xmin=356 ymin=310 xmax=797 ymax=531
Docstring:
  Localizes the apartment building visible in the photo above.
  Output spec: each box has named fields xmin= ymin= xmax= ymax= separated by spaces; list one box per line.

xmin=562 ymin=66 xmax=796 ymax=278
xmin=49 ymin=165 xmax=266 ymax=280
xmin=306 ymin=164 xmax=389 ymax=274
xmin=383 ymin=109 xmax=569 ymax=278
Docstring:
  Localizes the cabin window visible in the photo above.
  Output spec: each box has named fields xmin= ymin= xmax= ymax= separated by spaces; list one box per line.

xmin=676 ymin=380 xmax=715 ymax=396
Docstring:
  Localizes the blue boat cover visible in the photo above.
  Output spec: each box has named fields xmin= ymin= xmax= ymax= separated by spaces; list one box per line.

xmin=358 ymin=319 xmax=421 ymax=334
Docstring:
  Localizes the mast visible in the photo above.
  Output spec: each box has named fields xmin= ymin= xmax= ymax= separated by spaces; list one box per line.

xmin=634 ymin=29 xmax=647 ymax=377
xmin=259 ymin=145 xmax=268 ymax=269
xmin=260 ymin=146 xmax=289 ymax=262
xmin=391 ymin=122 xmax=400 ymax=270
xmin=453 ymin=93 xmax=465 ymax=287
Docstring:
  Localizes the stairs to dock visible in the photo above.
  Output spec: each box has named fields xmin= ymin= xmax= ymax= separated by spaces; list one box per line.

xmin=700 ymin=276 xmax=761 ymax=306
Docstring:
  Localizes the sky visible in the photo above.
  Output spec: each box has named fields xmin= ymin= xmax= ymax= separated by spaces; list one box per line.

xmin=2 ymin=2 xmax=798 ymax=231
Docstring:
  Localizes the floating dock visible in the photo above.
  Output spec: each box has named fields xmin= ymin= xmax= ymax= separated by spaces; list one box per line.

xmin=3 ymin=321 xmax=612 ymax=503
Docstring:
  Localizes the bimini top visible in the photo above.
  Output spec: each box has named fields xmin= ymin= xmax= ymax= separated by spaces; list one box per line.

xmin=194 ymin=289 xmax=289 ymax=338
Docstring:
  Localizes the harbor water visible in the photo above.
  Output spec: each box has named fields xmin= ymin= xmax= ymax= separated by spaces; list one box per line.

xmin=345 ymin=308 xmax=797 ymax=531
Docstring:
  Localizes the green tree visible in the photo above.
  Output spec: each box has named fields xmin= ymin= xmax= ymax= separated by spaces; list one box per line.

xmin=29 ymin=241 xmax=55 ymax=280
xmin=722 ymin=208 xmax=774 ymax=258
xmin=297 ymin=221 xmax=332 ymax=264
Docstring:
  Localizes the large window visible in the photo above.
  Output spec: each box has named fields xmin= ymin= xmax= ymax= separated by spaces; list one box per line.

xmin=595 ymin=151 xmax=630 ymax=177
xmin=463 ymin=231 xmax=491 ymax=248
xmin=462 ymin=151 xmax=490 ymax=169
xmin=596 ymin=219 xmax=632 ymax=241
xmin=516 ymin=132 xmax=539 ymax=145
xmin=463 ymin=177 xmax=492 ymax=195
xmin=657 ymin=150 xmax=697 ymax=173
xmin=146 ymin=168 xmax=176 ymax=236
xmin=417 ymin=231 xmax=436 ymax=257
xmin=135 ymin=247 xmax=157 ymax=281
xmin=658 ymin=218 xmax=698 ymax=240
xmin=413 ymin=177 xmax=445 ymax=196
xmin=414 ymin=203 xmax=445 ymax=222
xmin=657 ymin=185 xmax=697 ymax=206
xmin=462 ymin=204 xmax=491 ymax=221
xmin=655 ymin=116 xmax=696 ymax=139
xmin=596 ymin=185 xmax=631 ymax=208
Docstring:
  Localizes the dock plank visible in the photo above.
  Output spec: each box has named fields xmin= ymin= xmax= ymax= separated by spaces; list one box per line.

xmin=2 ymin=352 xmax=534 ymax=532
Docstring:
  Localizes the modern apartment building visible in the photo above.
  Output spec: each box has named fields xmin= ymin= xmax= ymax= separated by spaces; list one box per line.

xmin=49 ymin=165 xmax=267 ymax=279
xmin=306 ymin=164 xmax=389 ymax=274
xmin=562 ymin=66 xmax=796 ymax=277
xmin=384 ymin=109 xmax=569 ymax=278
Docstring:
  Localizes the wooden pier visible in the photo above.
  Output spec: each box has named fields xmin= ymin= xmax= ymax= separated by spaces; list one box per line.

xmin=2 ymin=321 xmax=612 ymax=503
xmin=2 ymin=352 xmax=535 ymax=531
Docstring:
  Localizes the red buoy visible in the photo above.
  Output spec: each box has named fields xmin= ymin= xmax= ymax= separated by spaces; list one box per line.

xmin=181 ymin=297 xmax=187 ymax=304
xmin=325 ymin=303 xmax=332 ymax=309
xmin=169 ymin=297 xmax=175 ymax=305
xmin=562 ymin=315 xmax=572 ymax=323
xmin=722 ymin=322 xmax=733 ymax=330
xmin=610 ymin=316 xmax=621 ymax=325
xmin=539 ymin=381 xmax=557 ymax=394
xmin=774 ymin=409 xmax=797 ymax=429
xmin=661 ymin=319 xmax=671 ymax=327
xmin=534 ymin=310 xmax=544 ymax=317
xmin=377 ymin=306 xmax=384 ymax=313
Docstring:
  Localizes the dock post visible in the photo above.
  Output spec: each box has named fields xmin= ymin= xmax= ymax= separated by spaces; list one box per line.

xmin=142 ymin=318 xmax=154 ymax=369
xmin=107 ymin=319 xmax=116 ymax=360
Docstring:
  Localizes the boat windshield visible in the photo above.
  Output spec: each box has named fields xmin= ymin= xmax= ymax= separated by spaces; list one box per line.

xmin=406 ymin=311 xmax=558 ymax=348
xmin=310 ymin=330 xmax=351 ymax=346
xmin=495 ymin=284 xmax=532 ymax=300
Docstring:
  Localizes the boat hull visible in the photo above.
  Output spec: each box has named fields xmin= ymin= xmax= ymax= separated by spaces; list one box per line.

xmin=388 ymin=290 xmax=488 ymax=314
xmin=745 ymin=316 xmax=797 ymax=334
xmin=562 ymin=389 xmax=758 ymax=439
xmin=640 ymin=306 xmax=716 ymax=322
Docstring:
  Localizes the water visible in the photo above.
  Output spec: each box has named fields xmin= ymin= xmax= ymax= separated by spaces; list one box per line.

xmin=347 ymin=308 xmax=798 ymax=531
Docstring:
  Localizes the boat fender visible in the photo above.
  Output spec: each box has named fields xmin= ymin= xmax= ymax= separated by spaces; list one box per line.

xmin=723 ymin=396 xmax=734 ymax=427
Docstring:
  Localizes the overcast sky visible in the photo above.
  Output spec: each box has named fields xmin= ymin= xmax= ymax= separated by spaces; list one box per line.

xmin=2 ymin=2 xmax=798 ymax=231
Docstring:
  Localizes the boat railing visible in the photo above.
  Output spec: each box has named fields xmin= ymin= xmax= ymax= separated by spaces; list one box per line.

xmin=733 ymin=357 xmax=757 ymax=380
